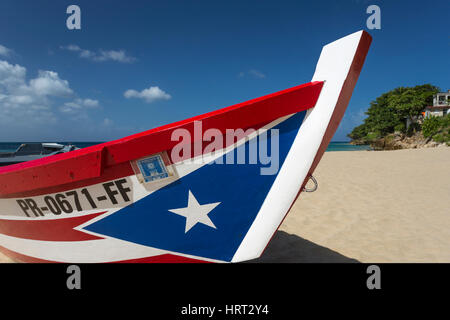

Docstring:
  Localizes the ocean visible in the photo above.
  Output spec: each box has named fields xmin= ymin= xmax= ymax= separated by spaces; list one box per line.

xmin=325 ymin=141 xmax=371 ymax=151
xmin=0 ymin=141 xmax=371 ymax=153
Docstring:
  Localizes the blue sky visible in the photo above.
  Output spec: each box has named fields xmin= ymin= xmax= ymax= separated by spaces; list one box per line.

xmin=0 ymin=0 xmax=448 ymax=142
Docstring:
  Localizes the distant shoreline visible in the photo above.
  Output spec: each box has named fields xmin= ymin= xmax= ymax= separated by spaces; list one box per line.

xmin=0 ymin=141 xmax=371 ymax=153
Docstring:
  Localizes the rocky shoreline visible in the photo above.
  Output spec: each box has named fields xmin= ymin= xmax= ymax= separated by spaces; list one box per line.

xmin=351 ymin=132 xmax=448 ymax=151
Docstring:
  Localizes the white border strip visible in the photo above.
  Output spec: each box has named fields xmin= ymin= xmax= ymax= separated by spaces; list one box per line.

xmin=232 ymin=31 xmax=365 ymax=262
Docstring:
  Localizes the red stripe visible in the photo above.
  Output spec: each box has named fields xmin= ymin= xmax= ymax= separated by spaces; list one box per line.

xmin=0 ymin=245 xmax=55 ymax=263
xmin=103 ymin=82 xmax=323 ymax=165
xmin=0 ymin=211 xmax=106 ymax=241
xmin=3 ymin=162 xmax=133 ymax=199
xmin=113 ymin=254 xmax=211 ymax=263
xmin=0 ymin=246 xmax=211 ymax=263
xmin=0 ymin=120 xmax=271 ymax=199
xmin=0 ymin=81 xmax=323 ymax=198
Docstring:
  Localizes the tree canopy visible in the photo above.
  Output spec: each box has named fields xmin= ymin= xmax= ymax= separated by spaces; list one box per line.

xmin=348 ymin=84 xmax=440 ymax=141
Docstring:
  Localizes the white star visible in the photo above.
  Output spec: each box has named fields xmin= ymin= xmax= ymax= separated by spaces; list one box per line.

xmin=168 ymin=190 xmax=221 ymax=233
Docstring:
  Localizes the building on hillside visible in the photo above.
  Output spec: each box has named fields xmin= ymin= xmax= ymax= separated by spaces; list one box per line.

xmin=423 ymin=90 xmax=450 ymax=117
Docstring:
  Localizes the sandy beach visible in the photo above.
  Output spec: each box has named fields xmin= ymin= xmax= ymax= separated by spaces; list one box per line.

xmin=1 ymin=147 xmax=449 ymax=263
xmin=257 ymin=147 xmax=450 ymax=263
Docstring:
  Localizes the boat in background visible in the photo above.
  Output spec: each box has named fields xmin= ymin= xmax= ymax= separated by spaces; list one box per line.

xmin=0 ymin=143 xmax=78 ymax=167
xmin=0 ymin=31 xmax=371 ymax=263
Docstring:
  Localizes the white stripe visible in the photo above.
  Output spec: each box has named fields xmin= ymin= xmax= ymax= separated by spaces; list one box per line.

xmin=0 ymin=233 xmax=226 ymax=263
xmin=231 ymin=31 xmax=365 ymax=262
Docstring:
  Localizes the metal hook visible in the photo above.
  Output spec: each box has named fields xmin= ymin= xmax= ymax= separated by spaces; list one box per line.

xmin=302 ymin=175 xmax=318 ymax=192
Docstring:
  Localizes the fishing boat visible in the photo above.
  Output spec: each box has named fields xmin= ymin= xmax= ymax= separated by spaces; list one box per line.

xmin=0 ymin=30 xmax=371 ymax=263
xmin=0 ymin=143 xmax=78 ymax=167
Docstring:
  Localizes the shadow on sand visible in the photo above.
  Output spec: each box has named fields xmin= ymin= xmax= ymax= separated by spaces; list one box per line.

xmin=248 ymin=231 xmax=359 ymax=263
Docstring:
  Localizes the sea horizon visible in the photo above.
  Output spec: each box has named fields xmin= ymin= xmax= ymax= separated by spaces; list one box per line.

xmin=0 ymin=141 xmax=371 ymax=153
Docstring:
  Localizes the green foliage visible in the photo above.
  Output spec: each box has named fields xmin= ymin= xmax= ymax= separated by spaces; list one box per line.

xmin=365 ymin=132 xmax=379 ymax=141
xmin=441 ymin=113 xmax=450 ymax=127
xmin=348 ymin=84 xmax=440 ymax=142
xmin=425 ymin=114 xmax=450 ymax=144
xmin=432 ymin=133 xmax=445 ymax=143
xmin=433 ymin=132 xmax=450 ymax=145
xmin=394 ymin=123 xmax=405 ymax=133
xmin=422 ymin=114 xmax=450 ymax=145
xmin=422 ymin=116 xmax=441 ymax=138
xmin=347 ymin=123 xmax=368 ymax=140
xmin=387 ymin=85 xmax=437 ymax=119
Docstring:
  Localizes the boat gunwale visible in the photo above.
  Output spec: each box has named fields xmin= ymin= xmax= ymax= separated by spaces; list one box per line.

xmin=0 ymin=81 xmax=323 ymax=197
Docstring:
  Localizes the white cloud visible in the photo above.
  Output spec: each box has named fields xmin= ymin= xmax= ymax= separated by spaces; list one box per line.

xmin=0 ymin=60 xmax=26 ymax=87
xmin=9 ymin=95 xmax=34 ymax=104
xmin=249 ymin=70 xmax=266 ymax=79
xmin=59 ymin=98 xmax=100 ymax=119
xmin=63 ymin=44 xmax=82 ymax=52
xmin=29 ymin=70 xmax=73 ymax=96
xmin=0 ymin=45 xmax=12 ymax=57
xmin=0 ymin=58 xmax=99 ymax=126
xmin=60 ymin=45 xmax=137 ymax=63
xmin=95 ymin=50 xmax=136 ymax=63
xmin=238 ymin=69 xmax=266 ymax=79
xmin=124 ymin=86 xmax=171 ymax=103
xmin=102 ymin=118 xmax=113 ymax=126
xmin=0 ymin=60 xmax=57 ymax=124
xmin=0 ymin=47 xmax=137 ymax=140
xmin=82 ymin=98 xmax=99 ymax=108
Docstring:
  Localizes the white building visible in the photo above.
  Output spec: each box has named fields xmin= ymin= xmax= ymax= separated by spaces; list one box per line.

xmin=424 ymin=90 xmax=450 ymax=117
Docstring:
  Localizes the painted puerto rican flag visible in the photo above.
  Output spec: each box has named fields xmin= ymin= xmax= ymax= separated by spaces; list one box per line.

xmin=0 ymin=111 xmax=307 ymax=263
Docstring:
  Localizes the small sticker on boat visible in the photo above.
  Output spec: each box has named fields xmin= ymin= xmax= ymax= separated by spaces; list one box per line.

xmin=137 ymin=154 xmax=169 ymax=182
xmin=131 ymin=151 xmax=179 ymax=189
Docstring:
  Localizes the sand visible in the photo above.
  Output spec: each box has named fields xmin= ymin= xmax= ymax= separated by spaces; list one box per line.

xmin=1 ymin=147 xmax=449 ymax=263
xmin=257 ymin=147 xmax=450 ymax=263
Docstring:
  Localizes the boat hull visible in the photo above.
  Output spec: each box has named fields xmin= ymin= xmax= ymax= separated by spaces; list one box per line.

xmin=0 ymin=112 xmax=305 ymax=262
xmin=0 ymin=31 xmax=371 ymax=263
